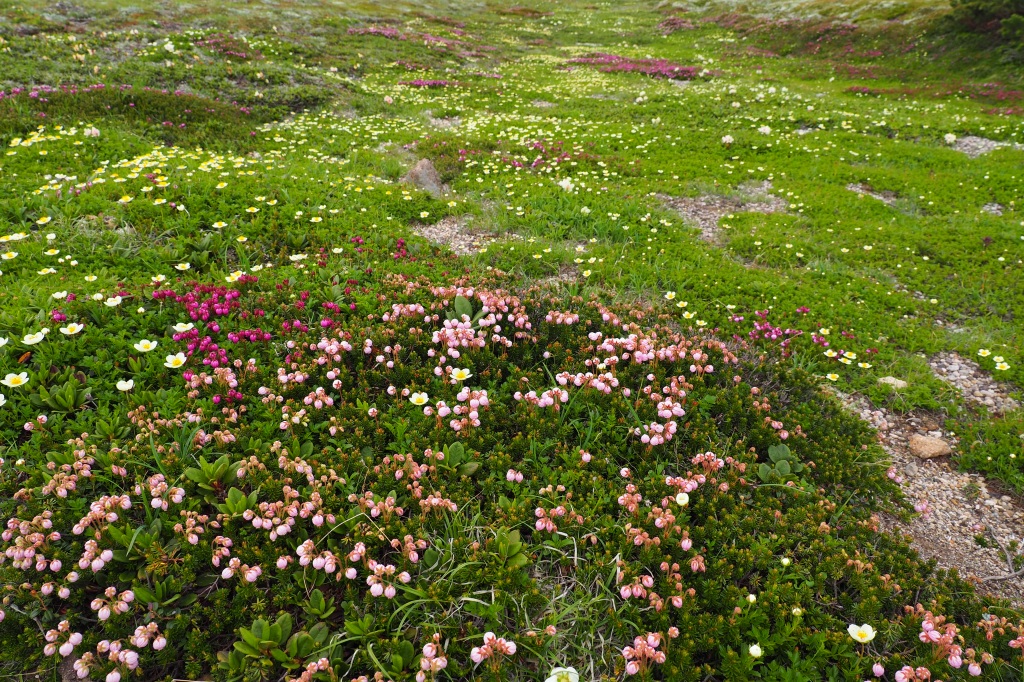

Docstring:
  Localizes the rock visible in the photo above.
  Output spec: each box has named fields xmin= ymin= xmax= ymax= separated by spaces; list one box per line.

xmin=402 ymin=159 xmax=445 ymax=198
xmin=878 ymin=376 xmax=908 ymax=389
xmin=909 ymin=435 xmax=951 ymax=460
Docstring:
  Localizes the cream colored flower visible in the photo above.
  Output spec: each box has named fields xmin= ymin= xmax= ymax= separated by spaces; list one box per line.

xmin=133 ymin=339 xmax=158 ymax=353
xmin=410 ymin=392 xmax=429 ymax=406
xmin=164 ymin=352 xmax=187 ymax=369
xmin=1 ymin=372 xmax=29 ymax=388
xmin=847 ymin=623 xmax=876 ymax=643
xmin=60 ymin=323 xmax=85 ymax=335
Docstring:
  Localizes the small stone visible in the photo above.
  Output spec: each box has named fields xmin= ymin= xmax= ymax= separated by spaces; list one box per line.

xmin=878 ymin=376 xmax=908 ymax=389
xmin=402 ymin=159 xmax=445 ymax=198
xmin=909 ymin=435 xmax=951 ymax=459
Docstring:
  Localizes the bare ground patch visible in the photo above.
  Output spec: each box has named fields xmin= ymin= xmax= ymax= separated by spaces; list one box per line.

xmin=847 ymin=182 xmax=899 ymax=206
xmin=929 ymin=352 xmax=1020 ymax=414
xmin=411 ymin=215 xmax=516 ymax=256
xmin=833 ymin=389 xmax=1024 ymax=606
xmin=658 ymin=180 xmax=787 ymax=245
xmin=952 ymin=135 xmax=1024 ymax=158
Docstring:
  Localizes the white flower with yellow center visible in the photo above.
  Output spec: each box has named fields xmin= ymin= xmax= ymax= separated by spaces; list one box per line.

xmin=52 ymin=291 xmax=68 ymax=299
xmin=60 ymin=323 xmax=84 ymax=335
xmin=173 ymin=323 xmax=194 ymax=333
xmin=133 ymin=339 xmax=158 ymax=353
xmin=1 ymin=372 xmax=30 ymax=388
xmin=151 ymin=274 xmax=166 ymax=283
xmin=213 ymin=221 xmax=227 ymax=229
xmin=164 ymin=352 xmax=187 ymax=369
xmin=45 ymin=249 xmax=59 ymax=256
xmin=85 ymin=275 xmax=97 ymax=282
xmin=175 ymin=263 xmax=191 ymax=271
xmin=451 ymin=368 xmax=473 ymax=382
xmin=1 ymin=252 xmax=18 ymax=260
xmin=23 ymin=332 xmax=46 ymax=345
xmin=410 ymin=392 xmax=429 ymax=406
xmin=847 ymin=624 xmax=875 ymax=643
xmin=105 ymin=296 xmax=122 ymax=307
xmin=36 ymin=215 xmax=52 ymax=225
xmin=116 ymin=379 xmax=134 ymax=391
xmin=118 ymin=195 xmax=133 ymax=204
xmin=236 ymin=235 xmax=247 ymax=243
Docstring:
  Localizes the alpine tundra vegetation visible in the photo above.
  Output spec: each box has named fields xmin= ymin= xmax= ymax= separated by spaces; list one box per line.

xmin=0 ymin=0 xmax=1023 ymax=680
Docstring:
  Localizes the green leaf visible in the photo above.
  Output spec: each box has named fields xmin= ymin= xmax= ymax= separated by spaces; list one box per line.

xmin=454 ymin=294 xmax=474 ymax=319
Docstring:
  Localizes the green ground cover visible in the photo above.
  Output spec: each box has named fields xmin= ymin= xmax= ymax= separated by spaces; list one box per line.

xmin=1 ymin=1 xmax=1023 ymax=680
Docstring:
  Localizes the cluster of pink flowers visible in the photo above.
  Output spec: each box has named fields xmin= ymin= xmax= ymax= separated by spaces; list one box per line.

xmin=419 ymin=493 xmax=458 ymax=514
xmin=622 ymin=632 xmax=667 ymax=675
xmin=469 ymin=632 xmax=516 ymax=665
xmin=221 ymin=557 xmax=262 ymax=582
xmin=544 ymin=310 xmax=579 ymax=325
xmin=89 ymin=586 xmax=134 ymax=621
xmin=78 ymin=539 xmax=113 ymax=573
xmin=72 ymin=495 xmax=131 ymax=536
xmin=146 ymin=474 xmax=184 ymax=511
xmin=514 ymin=386 xmax=569 ymax=408
xmin=366 ymin=560 xmax=411 ymax=598
xmin=417 ymin=635 xmax=448 ymax=681
xmin=4 ymin=511 xmax=61 ymax=570
xmin=43 ymin=620 xmax=83 ymax=657
xmin=73 ymin=639 xmax=140 ymax=682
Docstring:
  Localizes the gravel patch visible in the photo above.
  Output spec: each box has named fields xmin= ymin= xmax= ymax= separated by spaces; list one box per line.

xmin=659 ymin=180 xmax=787 ymax=244
xmin=531 ymin=100 xmax=556 ymax=108
xmin=424 ymin=110 xmax=461 ymax=129
xmin=847 ymin=182 xmax=899 ymax=206
xmin=982 ymin=203 xmax=1005 ymax=216
xmin=835 ymin=389 xmax=1024 ymax=606
xmin=952 ymin=135 xmax=1024 ymax=159
xmin=411 ymin=216 xmax=512 ymax=256
xmin=929 ymin=352 xmax=1020 ymax=414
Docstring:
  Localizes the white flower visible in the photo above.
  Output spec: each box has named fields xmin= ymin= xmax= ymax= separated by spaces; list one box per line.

xmin=944 ymin=133 xmax=956 ymax=144
xmin=164 ymin=353 xmax=187 ymax=369
xmin=175 ymin=263 xmax=191 ymax=271
xmin=758 ymin=125 xmax=772 ymax=134
xmin=847 ymin=623 xmax=876 ymax=643
xmin=173 ymin=323 xmax=194 ymax=333
xmin=151 ymin=274 xmax=166 ymax=283
xmin=557 ymin=177 xmax=575 ymax=192
xmin=409 ymin=392 xmax=429 ymax=406
xmin=116 ymin=379 xmax=134 ymax=391
xmin=0 ymin=393 xmax=5 ymax=407
xmin=675 ymin=492 xmax=689 ymax=506
xmin=23 ymin=332 xmax=46 ymax=345
xmin=545 ymin=667 xmax=580 ymax=682
xmin=722 ymin=135 xmax=734 ymax=145
xmin=0 ymin=337 xmax=6 ymax=348
xmin=164 ymin=41 xmax=176 ymax=53
xmin=451 ymin=368 xmax=473 ymax=382
xmin=104 ymin=296 xmax=122 ymax=307
xmin=52 ymin=291 xmax=68 ymax=299
xmin=133 ymin=339 xmax=158 ymax=353
xmin=60 ymin=323 xmax=85 ymax=335
xmin=1 ymin=372 xmax=29 ymax=388
xmin=748 ymin=644 xmax=762 ymax=658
